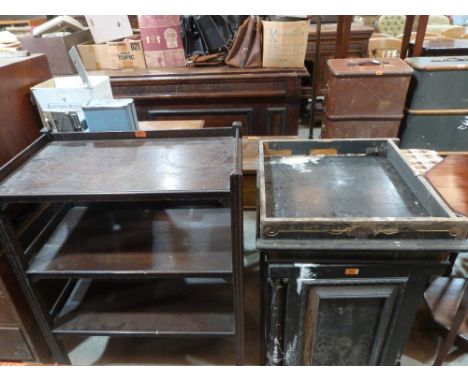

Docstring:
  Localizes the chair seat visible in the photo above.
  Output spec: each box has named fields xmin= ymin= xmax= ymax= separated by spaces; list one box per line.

xmin=424 ymin=277 xmax=468 ymax=341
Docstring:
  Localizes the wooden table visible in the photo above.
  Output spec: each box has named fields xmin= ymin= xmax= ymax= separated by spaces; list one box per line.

xmin=425 ymin=155 xmax=468 ymax=216
xmin=89 ymin=66 xmax=308 ymax=136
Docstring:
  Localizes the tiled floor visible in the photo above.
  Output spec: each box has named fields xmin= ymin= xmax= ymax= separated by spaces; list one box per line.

xmin=59 ymin=212 xmax=467 ymax=366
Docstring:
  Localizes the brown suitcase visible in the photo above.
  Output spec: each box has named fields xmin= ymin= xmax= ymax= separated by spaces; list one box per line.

xmin=322 ymin=112 xmax=402 ymax=139
xmin=325 ymin=58 xmax=413 ymax=117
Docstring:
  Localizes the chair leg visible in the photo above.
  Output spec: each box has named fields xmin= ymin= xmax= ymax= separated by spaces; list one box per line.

xmin=433 ymin=281 xmax=468 ymax=366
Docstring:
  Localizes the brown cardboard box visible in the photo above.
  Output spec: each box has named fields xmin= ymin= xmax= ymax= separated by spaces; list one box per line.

xmin=107 ymin=39 xmax=146 ymax=69
xmin=262 ymin=20 xmax=309 ymax=68
xmin=76 ymin=41 xmax=110 ymax=70
xmin=19 ymin=29 xmax=92 ymax=75
xmin=77 ymin=38 xmax=146 ymax=70
xmin=138 ymin=15 xmax=186 ymax=68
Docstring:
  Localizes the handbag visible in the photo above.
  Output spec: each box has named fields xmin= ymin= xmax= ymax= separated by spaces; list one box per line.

xmin=225 ymin=16 xmax=262 ymax=68
xmin=181 ymin=16 xmax=243 ymax=59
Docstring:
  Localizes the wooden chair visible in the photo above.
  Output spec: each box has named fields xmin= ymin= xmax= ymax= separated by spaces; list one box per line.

xmin=442 ymin=26 xmax=467 ymax=39
xmin=368 ymin=37 xmax=402 ymax=58
xmin=371 ymin=32 xmax=392 ymax=39
xmin=397 ymin=31 xmax=438 ymax=40
xmin=424 ymin=277 xmax=468 ymax=365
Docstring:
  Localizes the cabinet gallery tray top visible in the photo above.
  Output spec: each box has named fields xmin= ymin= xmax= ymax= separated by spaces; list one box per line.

xmin=257 ymin=139 xmax=468 ymax=246
xmin=0 ymin=134 xmax=237 ymax=201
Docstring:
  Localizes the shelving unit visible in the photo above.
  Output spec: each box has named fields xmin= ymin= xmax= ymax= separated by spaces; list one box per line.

xmin=0 ymin=126 xmax=244 ymax=364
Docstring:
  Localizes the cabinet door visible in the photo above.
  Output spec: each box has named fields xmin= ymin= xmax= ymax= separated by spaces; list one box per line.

xmin=266 ymin=264 xmax=408 ymax=366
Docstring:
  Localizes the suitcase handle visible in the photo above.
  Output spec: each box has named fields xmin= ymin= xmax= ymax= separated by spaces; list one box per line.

xmin=431 ymin=57 xmax=468 ymax=63
xmin=347 ymin=59 xmax=390 ymax=67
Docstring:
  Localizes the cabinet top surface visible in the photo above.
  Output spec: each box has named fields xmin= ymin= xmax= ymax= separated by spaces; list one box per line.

xmin=0 ymin=53 xmax=46 ymax=69
xmin=87 ymin=65 xmax=308 ymax=80
xmin=0 ymin=136 xmax=235 ymax=199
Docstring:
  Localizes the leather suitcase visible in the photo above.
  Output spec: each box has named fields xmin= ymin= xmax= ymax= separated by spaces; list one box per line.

xmin=322 ymin=112 xmax=402 ymax=138
xmin=325 ymin=58 xmax=413 ymax=117
xmin=400 ymin=110 xmax=468 ymax=151
xmin=405 ymin=56 xmax=468 ymax=110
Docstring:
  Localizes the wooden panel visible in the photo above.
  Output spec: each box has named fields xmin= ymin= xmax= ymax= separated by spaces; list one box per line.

xmin=0 ymin=55 xmax=51 ymax=166
xmin=0 ymin=326 xmax=33 ymax=361
xmin=0 ymin=280 xmax=16 ymax=325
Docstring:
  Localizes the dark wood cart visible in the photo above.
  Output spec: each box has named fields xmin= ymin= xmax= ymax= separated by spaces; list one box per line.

xmin=256 ymin=139 xmax=468 ymax=365
xmin=0 ymin=126 xmax=245 ymax=364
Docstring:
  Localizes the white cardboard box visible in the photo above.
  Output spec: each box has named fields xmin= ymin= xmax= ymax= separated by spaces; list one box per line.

xmin=85 ymin=15 xmax=133 ymax=44
xmin=31 ymin=75 xmax=113 ymax=121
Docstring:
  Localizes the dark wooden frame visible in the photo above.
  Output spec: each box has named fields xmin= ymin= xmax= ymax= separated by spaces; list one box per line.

xmin=0 ymin=125 xmax=245 ymax=365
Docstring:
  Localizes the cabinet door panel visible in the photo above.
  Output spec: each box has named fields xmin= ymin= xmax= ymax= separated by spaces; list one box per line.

xmin=267 ymin=264 xmax=408 ymax=366
xmin=300 ymin=284 xmax=401 ymax=365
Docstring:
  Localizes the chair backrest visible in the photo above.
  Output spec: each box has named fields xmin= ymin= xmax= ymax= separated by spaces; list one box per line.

xmin=368 ymin=37 xmax=402 ymax=58
xmin=442 ymin=26 xmax=467 ymax=38
xmin=376 ymin=15 xmax=406 ymax=37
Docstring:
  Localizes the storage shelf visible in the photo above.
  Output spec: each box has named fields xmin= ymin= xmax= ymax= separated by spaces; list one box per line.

xmin=27 ymin=206 xmax=233 ymax=278
xmin=52 ymin=279 xmax=235 ymax=337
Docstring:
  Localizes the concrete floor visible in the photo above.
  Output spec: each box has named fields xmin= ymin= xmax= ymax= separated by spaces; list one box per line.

xmin=61 ymin=212 xmax=467 ymax=366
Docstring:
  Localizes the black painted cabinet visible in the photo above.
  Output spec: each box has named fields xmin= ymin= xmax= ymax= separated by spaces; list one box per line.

xmin=262 ymin=260 xmax=445 ymax=366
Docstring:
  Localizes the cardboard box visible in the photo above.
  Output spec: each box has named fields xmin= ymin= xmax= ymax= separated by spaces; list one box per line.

xmin=19 ymin=29 xmax=92 ymax=75
xmin=85 ymin=15 xmax=133 ymax=44
xmin=31 ymin=75 xmax=113 ymax=122
xmin=76 ymin=41 xmax=110 ymax=70
xmin=107 ymin=39 xmax=146 ymax=69
xmin=262 ymin=20 xmax=309 ymax=68
xmin=77 ymin=38 xmax=146 ymax=70
xmin=138 ymin=15 xmax=186 ymax=68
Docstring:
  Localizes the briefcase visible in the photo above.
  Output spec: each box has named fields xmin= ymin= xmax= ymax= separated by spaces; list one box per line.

xmin=325 ymin=58 xmax=413 ymax=117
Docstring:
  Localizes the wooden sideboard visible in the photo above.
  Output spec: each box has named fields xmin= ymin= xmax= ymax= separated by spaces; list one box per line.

xmin=305 ymin=23 xmax=374 ymax=97
xmin=89 ymin=66 xmax=308 ymax=136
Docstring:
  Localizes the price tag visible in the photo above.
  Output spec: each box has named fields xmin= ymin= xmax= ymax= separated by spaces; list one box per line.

xmin=135 ymin=130 xmax=147 ymax=138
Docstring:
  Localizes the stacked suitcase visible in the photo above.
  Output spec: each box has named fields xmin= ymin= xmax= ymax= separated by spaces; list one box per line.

xmin=401 ymin=56 xmax=468 ymax=151
xmin=322 ymin=58 xmax=413 ymax=138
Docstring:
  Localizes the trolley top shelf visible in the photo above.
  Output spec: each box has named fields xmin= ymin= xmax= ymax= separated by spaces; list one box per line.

xmin=0 ymin=128 xmax=241 ymax=202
